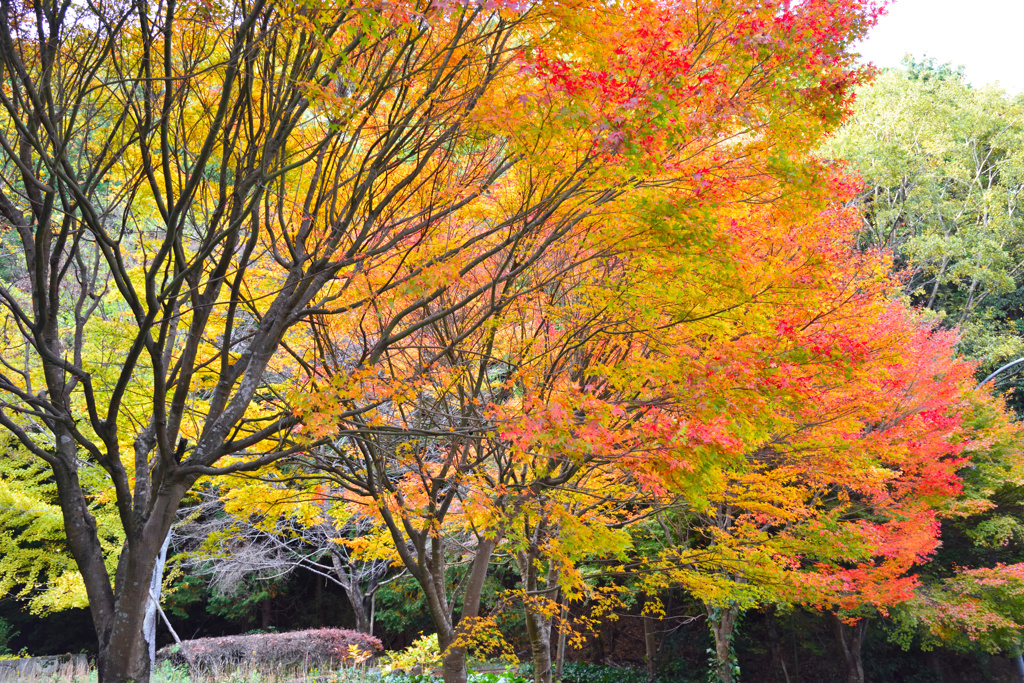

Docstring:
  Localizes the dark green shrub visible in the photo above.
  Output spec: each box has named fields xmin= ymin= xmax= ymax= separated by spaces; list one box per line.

xmin=0 ymin=618 xmax=18 ymax=656
xmin=519 ymin=661 xmax=700 ymax=683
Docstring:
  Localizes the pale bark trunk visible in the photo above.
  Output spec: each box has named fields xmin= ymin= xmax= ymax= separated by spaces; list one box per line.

xmin=330 ymin=549 xmax=373 ymax=634
xmin=708 ymin=604 xmax=740 ymax=683
xmin=370 ymin=592 xmax=376 ymax=635
xmin=554 ymin=599 xmax=568 ymax=682
xmin=926 ymin=256 xmax=949 ymax=310
xmin=766 ymin=610 xmax=790 ymax=683
xmin=832 ymin=616 xmax=868 ymax=683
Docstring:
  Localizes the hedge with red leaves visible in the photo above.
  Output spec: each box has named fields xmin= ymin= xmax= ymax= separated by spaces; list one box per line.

xmin=157 ymin=628 xmax=382 ymax=671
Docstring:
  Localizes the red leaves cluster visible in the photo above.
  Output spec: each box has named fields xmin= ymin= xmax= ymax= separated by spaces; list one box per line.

xmin=521 ymin=0 xmax=881 ymax=177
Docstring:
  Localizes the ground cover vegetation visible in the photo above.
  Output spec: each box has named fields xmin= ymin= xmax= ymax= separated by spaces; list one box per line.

xmin=1 ymin=0 xmax=1024 ymax=681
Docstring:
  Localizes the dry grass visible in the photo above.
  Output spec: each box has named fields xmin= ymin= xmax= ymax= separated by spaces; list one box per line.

xmin=0 ymin=661 xmax=383 ymax=683
xmin=0 ymin=657 xmax=90 ymax=683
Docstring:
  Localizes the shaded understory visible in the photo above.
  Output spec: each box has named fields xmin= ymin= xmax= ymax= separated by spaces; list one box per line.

xmin=3 ymin=579 xmax=1019 ymax=683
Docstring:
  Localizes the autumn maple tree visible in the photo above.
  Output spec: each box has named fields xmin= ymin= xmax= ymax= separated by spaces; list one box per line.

xmin=624 ymin=202 xmax=1019 ymax=683
xmin=0 ymin=0 xmax=938 ymax=680
xmin=262 ymin=3 xmax=888 ymax=682
xmin=0 ymin=0 xmax=623 ymax=679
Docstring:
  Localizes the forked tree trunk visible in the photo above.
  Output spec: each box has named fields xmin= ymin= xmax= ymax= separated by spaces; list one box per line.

xmin=329 ymin=547 xmax=380 ymax=634
xmin=350 ymin=597 xmax=370 ymax=635
xmin=428 ymin=537 xmax=499 ymax=683
xmin=832 ymin=616 xmax=869 ymax=683
xmin=516 ymin=550 xmax=559 ymax=683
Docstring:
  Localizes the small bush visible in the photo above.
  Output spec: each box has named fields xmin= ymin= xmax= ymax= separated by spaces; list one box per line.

xmin=380 ymin=633 xmax=442 ymax=673
xmin=157 ymin=627 xmax=382 ymax=674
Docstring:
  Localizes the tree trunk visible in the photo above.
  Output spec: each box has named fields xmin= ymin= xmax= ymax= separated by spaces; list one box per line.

xmin=832 ymin=616 xmax=868 ymax=683
xmin=261 ymin=599 xmax=272 ymax=631
xmin=555 ymin=599 xmax=568 ymax=683
xmin=331 ymin=549 xmax=372 ymax=634
xmin=370 ymin=592 xmax=377 ymax=635
xmin=516 ymin=548 xmax=559 ymax=683
xmin=524 ymin=603 xmax=554 ymax=683
xmin=428 ymin=537 xmax=498 ymax=683
xmin=766 ymin=610 xmax=791 ymax=683
xmin=87 ymin=487 xmax=185 ymax=683
xmin=344 ymin=584 xmax=370 ymax=634
xmin=708 ymin=604 xmax=740 ymax=683
xmin=95 ymin=531 xmax=177 ymax=683
xmin=96 ymin=576 xmax=152 ymax=683
xmin=315 ymin=575 xmax=325 ymax=625
xmin=642 ymin=615 xmax=658 ymax=681
xmin=642 ymin=602 xmax=659 ymax=681
xmin=441 ymin=645 xmax=469 ymax=683
xmin=926 ymin=256 xmax=949 ymax=310
xmin=352 ymin=602 xmax=369 ymax=634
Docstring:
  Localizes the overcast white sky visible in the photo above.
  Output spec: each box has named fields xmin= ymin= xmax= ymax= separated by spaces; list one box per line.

xmin=855 ymin=0 xmax=1024 ymax=94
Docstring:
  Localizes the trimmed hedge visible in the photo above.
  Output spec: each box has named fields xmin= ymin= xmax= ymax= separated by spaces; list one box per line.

xmin=157 ymin=628 xmax=382 ymax=672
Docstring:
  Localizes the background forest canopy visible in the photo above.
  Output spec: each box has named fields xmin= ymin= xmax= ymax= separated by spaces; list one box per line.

xmin=1 ymin=1 xmax=1024 ymax=683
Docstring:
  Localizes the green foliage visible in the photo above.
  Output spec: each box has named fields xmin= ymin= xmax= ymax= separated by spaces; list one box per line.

xmin=706 ymin=607 xmax=741 ymax=683
xmin=380 ymin=634 xmax=442 ymax=673
xmin=519 ymin=661 xmax=697 ymax=683
xmin=0 ymin=443 xmax=122 ymax=613
xmin=902 ymin=55 xmax=966 ymax=83
xmin=823 ymin=60 xmax=1024 ymax=378
xmin=205 ymin=580 xmax=280 ymax=625
xmin=162 ymin=570 xmax=287 ymax=627
xmin=373 ymin=577 xmax=434 ymax=636
xmin=0 ymin=618 xmax=18 ymax=656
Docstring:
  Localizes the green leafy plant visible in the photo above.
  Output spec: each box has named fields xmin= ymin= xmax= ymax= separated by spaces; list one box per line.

xmin=520 ymin=661 xmax=683 ymax=683
xmin=0 ymin=618 xmax=17 ymax=656
xmin=381 ymin=634 xmax=443 ymax=674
